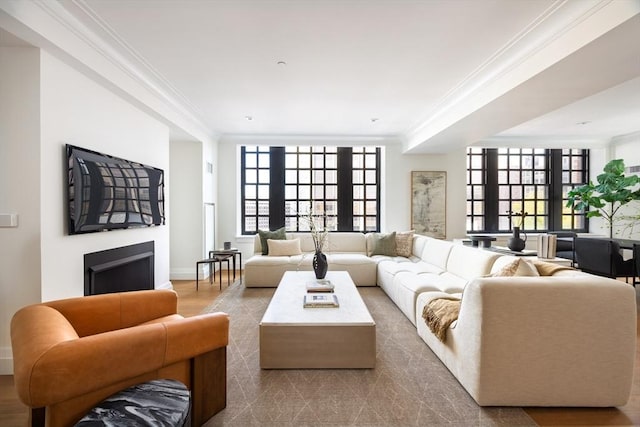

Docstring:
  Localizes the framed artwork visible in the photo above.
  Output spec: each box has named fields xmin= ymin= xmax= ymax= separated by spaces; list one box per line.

xmin=411 ymin=171 xmax=446 ymax=239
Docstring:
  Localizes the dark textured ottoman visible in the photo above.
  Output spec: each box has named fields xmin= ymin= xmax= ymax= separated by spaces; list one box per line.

xmin=74 ymin=379 xmax=191 ymax=426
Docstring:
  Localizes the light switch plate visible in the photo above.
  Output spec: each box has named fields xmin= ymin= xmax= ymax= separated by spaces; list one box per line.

xmin=0 ymin=213 xmax=18 ymax=227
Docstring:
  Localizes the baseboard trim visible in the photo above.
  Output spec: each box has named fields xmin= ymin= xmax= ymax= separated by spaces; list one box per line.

xmin=0 ymin=346 xmax=14 ymax=375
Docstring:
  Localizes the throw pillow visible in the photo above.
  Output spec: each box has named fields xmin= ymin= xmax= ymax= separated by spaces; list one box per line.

xmin=490 ymin=256 xmax=541 ymax=277
xmin=370 ymin=232 xmax=397 ymax=256
xmin=490 ymin=258 xmax=521 ymax=277
xmin=395 ymin=230 xmax=414 ymax=257
xmin=257 ymin=227 xmax=286 ymax=255
xmin=267 ymin=239 xmax=302 ymax=256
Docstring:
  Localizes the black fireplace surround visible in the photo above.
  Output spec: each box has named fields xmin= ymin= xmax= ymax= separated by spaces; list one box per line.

xmin=84 ymin=241 xmax=154 ymax=296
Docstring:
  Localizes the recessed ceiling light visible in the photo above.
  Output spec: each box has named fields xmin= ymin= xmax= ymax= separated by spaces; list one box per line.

xmin=245 ymin=116 xmax=253 ymax=121
xmin=277 ymin=61 xmax=287 ymax=66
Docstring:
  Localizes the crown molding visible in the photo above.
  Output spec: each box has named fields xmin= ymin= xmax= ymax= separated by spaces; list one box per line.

xmin=406 ymin=0 xmax=640 ymax=150
xmin=611 ymin=130 xmax=640 ymax=146
xmin=476 ymin=135 xmax=612 ymax=148
xmin=67 ymin=0 xmax=211 ymax=126
xmin=220 ymin=134 xmax=403 ymax=146
xmin=18 ymin=0 xmax=216 ymax=142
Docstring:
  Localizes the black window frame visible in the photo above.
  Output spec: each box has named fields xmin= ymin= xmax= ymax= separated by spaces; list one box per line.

xmin=241 ymin=145 xmax=381 ymax=234
xmin=466 ymin=147 xmax=589 ymax=233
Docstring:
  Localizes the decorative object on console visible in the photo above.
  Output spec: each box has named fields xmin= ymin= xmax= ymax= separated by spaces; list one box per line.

xmin=537 ymin=234 xmax=557 ymax=259
xmin=506 ymin=210 xmax=528 ymax=252
xmin=411 ymin=171 xmax=446 ymax=239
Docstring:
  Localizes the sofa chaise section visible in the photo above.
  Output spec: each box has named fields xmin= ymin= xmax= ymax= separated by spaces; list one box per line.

xmin=415 ymin=273 xmax=637 ymax=407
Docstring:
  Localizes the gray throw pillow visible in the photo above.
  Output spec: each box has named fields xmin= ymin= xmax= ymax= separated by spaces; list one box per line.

xmin=258 ymin=227 xmax=286 ymax=255
xmin=371 ymin=232 xmax=397 ymax=256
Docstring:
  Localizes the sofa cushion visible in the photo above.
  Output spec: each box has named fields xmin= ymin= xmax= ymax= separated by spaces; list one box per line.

xmin=257 ymin=227 xmax=286 ymax=255
xmin=328 ymin=232 xmax=367 ymax=253
xmin=267 ymin=239 xmax=302 ymax=256
xmin=420 ymin=238 xmax=453 ymax=270
xmin=446 ymin=245 xmax=501 ymax=280
xmin=370 ymin=232 xmax=397 ymax=256
xmin=395 ymin=230 xmax=414 ymax=257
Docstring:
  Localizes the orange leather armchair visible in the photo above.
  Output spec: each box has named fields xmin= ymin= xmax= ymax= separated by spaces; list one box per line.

xmin=11 ymin=289 xmax=229 ymax=427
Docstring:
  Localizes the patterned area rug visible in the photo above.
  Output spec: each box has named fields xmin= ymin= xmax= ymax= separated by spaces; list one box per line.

xmin=202 ymin=281 xmax=535 ymax=426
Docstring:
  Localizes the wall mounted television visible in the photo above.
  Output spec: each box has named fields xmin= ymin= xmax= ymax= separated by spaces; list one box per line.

xmin=66 ymin=144 xmax=165 ymax=235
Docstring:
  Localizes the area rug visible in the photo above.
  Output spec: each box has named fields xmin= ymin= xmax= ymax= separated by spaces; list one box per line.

xmin=202 ymin=281 xmax=536 ymax=426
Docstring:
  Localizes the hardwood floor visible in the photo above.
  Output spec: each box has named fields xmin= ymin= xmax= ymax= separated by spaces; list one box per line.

xmin=1 ymin=276 xmax=639 ymax=426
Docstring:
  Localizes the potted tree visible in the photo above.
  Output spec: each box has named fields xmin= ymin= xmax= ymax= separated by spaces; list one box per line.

xmin=566 ymin=159 xmax=640 ymax=238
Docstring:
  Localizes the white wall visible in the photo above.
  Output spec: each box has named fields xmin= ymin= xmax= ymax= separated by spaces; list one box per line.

xmin=216 ymin=137 xmax=469 ymax=264
xmin=612 ymin=133 xmax=640 ymax=239
xmin=384 ymin=144 xmax=468 ymax=238
xmin=38 ymin=51 xmax=171 ymax=301
xmin=0 ymin=46 xmax=42 ymax=374
xmin=169 ymin=140 xmax=204 ymax=279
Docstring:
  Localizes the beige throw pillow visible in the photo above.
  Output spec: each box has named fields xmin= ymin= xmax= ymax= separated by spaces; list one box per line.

xmin=491 ymin=256 xmax=540 ymax=277
xmin=490 ymin=258 xmax=521 ymax=277
xmin=395 ymin=230 xmax=414 ymax=257
xmin=267 ymin=238 xmax=302 ymax=256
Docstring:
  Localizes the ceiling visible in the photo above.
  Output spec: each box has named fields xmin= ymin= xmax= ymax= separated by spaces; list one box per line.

xmin=3 ymin=0 xmax=640 ymax=152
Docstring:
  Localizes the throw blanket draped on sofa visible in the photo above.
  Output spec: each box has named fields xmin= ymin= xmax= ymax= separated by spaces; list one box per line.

xmin=422 ymin=297 xmax=461 ymax=342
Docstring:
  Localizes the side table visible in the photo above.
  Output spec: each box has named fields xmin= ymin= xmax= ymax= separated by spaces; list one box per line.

xmin=196 ymin=255 xmax=232 ymax=290
xmin=209 ymin=248 xmax=242 ymax=283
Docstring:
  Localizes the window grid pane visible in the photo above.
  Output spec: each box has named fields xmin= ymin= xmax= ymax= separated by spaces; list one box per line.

xmin=352 ymin=147 xmax=379 ymax=232
xmin=466 ymin=148 xmax=588 ymax=233
xmin=561 ymin=149 xmax=589 ymax=229
xmin=466 ymin=147 xmax=485 ymax=232
xmin=241 ymin=146 xmax=269 ymax=233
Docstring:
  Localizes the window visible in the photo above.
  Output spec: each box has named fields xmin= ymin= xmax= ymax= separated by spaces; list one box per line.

xmin=466 ymin=148 xmax=588 ymax=233
xmin=241 ymin=146 xmax=381 ymax=234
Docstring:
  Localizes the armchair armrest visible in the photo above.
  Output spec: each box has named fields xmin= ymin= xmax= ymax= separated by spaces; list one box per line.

xmin=164 ymin=312 xmax=229 ymax=364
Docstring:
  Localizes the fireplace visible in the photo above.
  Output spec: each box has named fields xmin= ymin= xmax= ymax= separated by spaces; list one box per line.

xmin=84 ymin=241 xmax=155 ymax=296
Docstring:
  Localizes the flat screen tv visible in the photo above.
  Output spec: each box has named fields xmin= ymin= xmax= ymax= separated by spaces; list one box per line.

xmin=66 ymin=144 xmax=165 ymax=235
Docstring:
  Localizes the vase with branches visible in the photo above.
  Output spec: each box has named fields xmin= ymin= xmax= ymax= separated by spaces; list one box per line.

xmin=506 ymin=210 xmax=528 ymax=251
xmin=299 ymin=202 xmax=330 ymax=279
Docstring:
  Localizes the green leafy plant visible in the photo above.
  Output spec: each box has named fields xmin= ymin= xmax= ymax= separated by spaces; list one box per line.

xmin=566 ymin=159 xmax=640 ymax=238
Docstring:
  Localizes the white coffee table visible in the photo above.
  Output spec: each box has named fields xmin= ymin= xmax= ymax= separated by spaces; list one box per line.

xmin=259 ymin=271 xmax=376 ymax=369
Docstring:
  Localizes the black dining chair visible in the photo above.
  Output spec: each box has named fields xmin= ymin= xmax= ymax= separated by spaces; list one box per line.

xmin=574 ymin=237 xmax=635 ymax=283
xmin=633 ymin=244 xmax=640 ymax=287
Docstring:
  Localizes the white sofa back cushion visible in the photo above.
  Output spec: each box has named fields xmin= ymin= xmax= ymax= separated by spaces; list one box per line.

xmin=330 ymin=232 xmax=367 ymax=253
xmin=420 ymin=238 xmax=454 ymax=270
xmin=446 ymin=245 xmax=501 ymax=280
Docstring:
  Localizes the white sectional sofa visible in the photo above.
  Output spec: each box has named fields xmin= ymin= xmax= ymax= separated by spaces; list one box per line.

xmin=244 ymin=231 xmax=637 ymax=407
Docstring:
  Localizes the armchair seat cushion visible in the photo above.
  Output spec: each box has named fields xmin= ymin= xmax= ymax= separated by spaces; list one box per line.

xmin=75 ymin=379 xmax=190 ymax=427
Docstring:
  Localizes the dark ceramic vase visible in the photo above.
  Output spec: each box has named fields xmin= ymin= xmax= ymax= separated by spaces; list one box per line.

xmin=507 ymin=226 xmax=527 ymax=252
xmin=313 ymin=251 xmax=328 ymax=279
